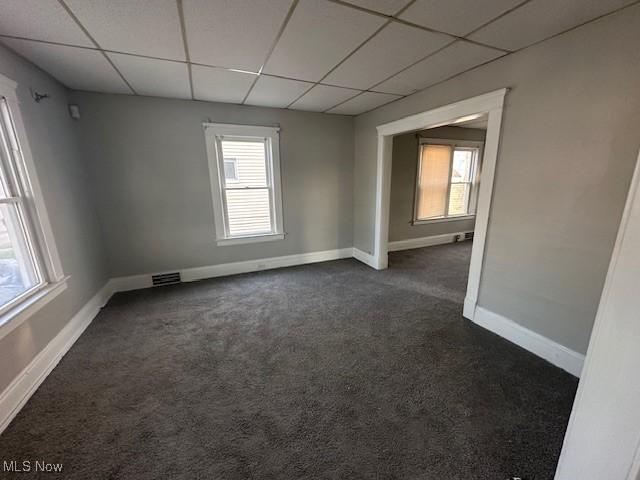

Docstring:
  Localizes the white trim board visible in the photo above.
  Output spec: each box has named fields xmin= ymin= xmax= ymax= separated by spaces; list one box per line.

xmin=472 ymin=306 xmax=585 ymax=377
xmin=110 ymin=248 xmax=355 ymax=292
xmin=555 ymin=149 xmax=640 ymax=479
xmin=388 ymin=232 xmax=473 ymax=252
xmin=373 ymin=89 xmax=508 ymax=323
xmin=0 ymin=281 xmax=114 ymax=435
xmin=352 ymin=248 xmax=377 ymax=268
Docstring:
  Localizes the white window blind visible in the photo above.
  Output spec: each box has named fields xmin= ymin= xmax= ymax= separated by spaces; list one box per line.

xmin=205 ymin=124 xmax=284 ymax=246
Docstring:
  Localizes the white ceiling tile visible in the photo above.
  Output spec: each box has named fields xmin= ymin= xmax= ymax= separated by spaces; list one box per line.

xmin=399 ymin=0 xmax=524 ymax=36
xmin=183 ymin=0 xmax=293 ymax=71
xmin=375 ymin=41 xmax=504 ymax=95
xmin=324 ymin=22 xmax=452 ymax=90
xmin=192 ymin=65 xmax=256 ymax=104
xmin=327 ymin=91 xmax=400 ymax=115
xmin=1 ymin=38 xmax=131 ymax=93
xmin=263 ymin=0 xmax=386 ymax=82
xmin=469 ymin=0 xmax=636 ymax=51
xmin=107 ymin=53 xmax=190 ymax=99
xmin=0 ymin=0 xmax=92 ymax=46
xmin=342 ymin=0 xmax=411 ymax=15
xmin=290 ymin=84 xmax=360 ymax=112
xmin=65 ymin=0 xmax=185 ymax=61
xmin=245 ymin=76 xmax=312 ymax=108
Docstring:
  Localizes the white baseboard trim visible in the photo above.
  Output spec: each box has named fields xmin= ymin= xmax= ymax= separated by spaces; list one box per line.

xmin=183 ymin=248 xmax=353 ymax=282
xmin=388 ymin=231 xmax=473 ymax=252
xmin=110 ymin=247 xmax=355 ymax=291
xmin=352 ymin=248 xmax=377 ymax=268
xmin=463 ymin=296 xmax=476 ymax=320
xmin=0 ymin=248 xmax=357 ymax=433
xmin=0 ymin=249 xmax=586 ymax=437
xmin=108 ymin=273 xmax=152 ymax=292
xmin=0 ymin=281 xmax=114 ymax=435
xmin=472 ymin=306 xmax=585 ymax=377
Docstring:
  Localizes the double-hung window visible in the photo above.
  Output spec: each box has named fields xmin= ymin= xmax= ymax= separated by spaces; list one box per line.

xmin=0 ymin=74 xmax=66 ymax=339
xmin=204 ymin=123 xmax=284 ymax=246
xmin=414 ymin=138 xmax=483 ymax=223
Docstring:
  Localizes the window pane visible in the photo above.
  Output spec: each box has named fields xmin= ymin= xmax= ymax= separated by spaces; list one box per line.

xmin=448 ymin=183 xmax=471 ymax=216
xmin=0 ymin=113 xmax=15 ymax=200
xmin=451 ymin=149 xmax=473 ymax=182
xmin=220 ymin=140 xmax=267 ymax=188
xmin=416 ymin=144 xmax=451 ymax=219
xmin=223 ymin=159 xmax=238 ymax=182
xmin=225 ymin=188 xmax=272 ymax=236
xmin=0 ymin=204 xmax=39 ymax=307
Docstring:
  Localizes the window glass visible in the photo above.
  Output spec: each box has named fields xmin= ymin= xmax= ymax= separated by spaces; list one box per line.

xmin=448 ymin=183 xmax=470 ymax=216
xmin=220 ymin=140 xmax=267 ymax=188
xmin=219 ymin=138 xmax=273 ymax=237
xmin=223 ymin=159 xmax=238 ymax=182
xmin=206 ymin=124 xmax=283 ymax=244
xmin=225 ymin=189 xmax=272 ymax=236
xmin=0 ymin=205 xmax=39 ymax=305
xmin=452 ymin=149 xmax=473 ymax=182
xmin=0 ymin=97 xmax=44 ymax=311
xmin=415 ymin=142 xmax=480 ymax=221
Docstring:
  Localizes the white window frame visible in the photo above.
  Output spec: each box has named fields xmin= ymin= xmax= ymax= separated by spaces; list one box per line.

xmin=0 ymin=73 xmax=67 ymax=341
xmin=413 ymin=137 xmax=484 ymax=225
xmin=204 ymin=123 xmax=284 ymax=246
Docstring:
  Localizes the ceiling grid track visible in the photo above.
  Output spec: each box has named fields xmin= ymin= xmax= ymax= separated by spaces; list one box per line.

xmin=283 ymin=20 xmax=391 ymax=109
xmin=286 ymin=0 xmax=419 ymax=111
xmin=324 ymin=0 xmax=512 ymax=52
xmin=0 ymin=32 xmax=402 ymax=97
xmin=364 ymin=39 xmax=457 ymax=93
xmin=506 ymin=0 xmax=640 ymax=52
xmin=176 ymin=0 xmax=194 ymax=100
xmin=57 ymin=0 xmax=137 ymax=95
xmin=241 ymin=0 xmax=301 ymax=105
xmin=0 ymin=0 xmax=635 ymax=115
xmin=352 ymin=0 xmax=640 ymax=116
xmin=463 ymin=0 xmax=534 ymax=38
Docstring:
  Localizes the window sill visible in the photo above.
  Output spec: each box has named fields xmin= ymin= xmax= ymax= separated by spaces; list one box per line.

xmin=216 ymin=233 xmax=285 ymax=246
xmin=0 ymin=278 xmax=69 ymax=341
xmin=413 ymin=215 xmax=475 ymax=226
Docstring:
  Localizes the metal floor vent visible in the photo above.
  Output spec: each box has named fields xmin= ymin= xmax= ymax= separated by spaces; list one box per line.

xmin=152 ymin=272 xmax=181 ymax=286
xmin=455 ymin=232 xmax=475 ymax=242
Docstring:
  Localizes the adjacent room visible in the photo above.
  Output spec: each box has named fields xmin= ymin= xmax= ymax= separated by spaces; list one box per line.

xmin=0 ymin=1 xmax=639 ymax=479
xmin=386 ymin=116 xmax=488 ymax=308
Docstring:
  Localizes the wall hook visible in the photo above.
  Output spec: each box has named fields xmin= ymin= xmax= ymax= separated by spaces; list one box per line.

xmin=30 ymin=89 xmax=50 ymax=103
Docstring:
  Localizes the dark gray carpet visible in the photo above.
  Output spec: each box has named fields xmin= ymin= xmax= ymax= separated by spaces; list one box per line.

xmin=0 ymin=242 xmax=578 ymax=479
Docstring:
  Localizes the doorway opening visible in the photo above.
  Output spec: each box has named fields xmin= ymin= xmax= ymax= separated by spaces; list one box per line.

xmin=373 ymin=89 xmax=507 ymax=320
xmin=387 ymin=116 xmax=488 ymax=308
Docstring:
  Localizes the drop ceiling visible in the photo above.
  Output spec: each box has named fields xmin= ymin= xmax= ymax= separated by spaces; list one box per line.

xmin=0 ymin=0 xmax=634 ymax=116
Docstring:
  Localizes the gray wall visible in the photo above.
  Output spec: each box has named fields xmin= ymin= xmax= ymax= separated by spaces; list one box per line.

xmin=70 ymin=93 xmax=354 ymax=277
xmin=0 ymin=45 xmax=108 ymax=391
xmin=354 ymin=4 xmax=640 ymax=354
xmin=390 ymin=126 xmax=485 ymax=242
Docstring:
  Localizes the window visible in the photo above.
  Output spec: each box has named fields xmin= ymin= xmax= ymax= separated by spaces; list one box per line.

xmin=204 ymin=123 xmax=284 ymax=246
xmin=0 ymin=74 xmax=66 ymax=338
xmin=414 ymin=139 xmax=482 ymax=223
